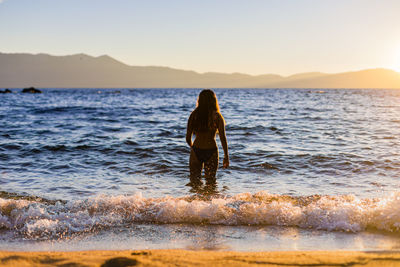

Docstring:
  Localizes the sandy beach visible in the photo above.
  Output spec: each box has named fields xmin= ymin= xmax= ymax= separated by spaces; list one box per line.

xmin=1 ymin=249 xmax=400 ymax=266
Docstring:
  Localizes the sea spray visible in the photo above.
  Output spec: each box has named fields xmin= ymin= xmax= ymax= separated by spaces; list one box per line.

xmin=1 ymin=191 xmax=400 ymax=239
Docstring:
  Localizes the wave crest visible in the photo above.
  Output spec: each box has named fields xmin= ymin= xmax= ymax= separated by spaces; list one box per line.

xmin=1 ymin=191 xmax=400 ymax=239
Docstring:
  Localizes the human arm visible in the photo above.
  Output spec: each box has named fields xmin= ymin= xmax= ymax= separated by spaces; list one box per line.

xmin=217 ymin=113 xmax=229 ymax=168
xmin=186 ymin=112 xmax=194 ymax=147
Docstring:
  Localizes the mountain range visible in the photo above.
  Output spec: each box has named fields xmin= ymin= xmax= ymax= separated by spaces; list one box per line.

xmin=1 ymin=52 xmax=400 ymax=88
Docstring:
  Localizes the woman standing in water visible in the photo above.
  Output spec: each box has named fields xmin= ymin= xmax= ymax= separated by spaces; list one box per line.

xmin=186 ymin=89 xmax=229 ymax=184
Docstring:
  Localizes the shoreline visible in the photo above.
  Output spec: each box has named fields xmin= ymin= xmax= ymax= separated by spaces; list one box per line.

xmin=1 ymin=249 xmax=400 ymax=266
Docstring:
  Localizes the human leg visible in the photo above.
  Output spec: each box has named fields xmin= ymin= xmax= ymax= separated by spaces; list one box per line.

xmin=189 ymin=149 xmax=202 ymax=184
xmin=204 ymin=150 xmax=218 ymax=183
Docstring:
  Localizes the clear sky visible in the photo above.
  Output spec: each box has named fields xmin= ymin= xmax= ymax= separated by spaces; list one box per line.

xmin=1 ymin=0 xmax=400 ymax=75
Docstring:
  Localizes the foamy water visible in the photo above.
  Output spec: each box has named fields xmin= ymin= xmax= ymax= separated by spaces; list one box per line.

xmin=2 ymin=191 xmax=400 ymax=241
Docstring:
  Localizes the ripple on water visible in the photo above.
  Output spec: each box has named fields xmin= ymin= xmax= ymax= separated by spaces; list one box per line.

xmin=1 ymin=89 xmax=400 ymax=200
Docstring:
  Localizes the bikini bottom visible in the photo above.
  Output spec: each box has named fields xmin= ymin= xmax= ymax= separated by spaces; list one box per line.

xmin=192 ymin=147 xmax=217 ymax=164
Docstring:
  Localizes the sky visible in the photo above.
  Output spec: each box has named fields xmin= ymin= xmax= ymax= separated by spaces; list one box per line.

xmin=1 ymin=0 xmax=400 ymax=76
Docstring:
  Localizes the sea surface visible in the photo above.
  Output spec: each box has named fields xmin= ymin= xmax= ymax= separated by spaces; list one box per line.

xmin=1 ymin=88 xmax=400 ymax=251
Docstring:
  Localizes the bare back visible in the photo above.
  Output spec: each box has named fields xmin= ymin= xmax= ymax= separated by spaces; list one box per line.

xmin=194 ymin=111 xmax=219 ymax=149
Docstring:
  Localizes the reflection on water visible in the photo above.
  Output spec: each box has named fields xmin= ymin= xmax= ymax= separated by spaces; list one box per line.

xmin=2 ymin=224 xmax=400 ymax=252
xmin=186 ymin=180 xmax=220 ymax=197
xmin=184 ymin=226 xmax=230 ymax=251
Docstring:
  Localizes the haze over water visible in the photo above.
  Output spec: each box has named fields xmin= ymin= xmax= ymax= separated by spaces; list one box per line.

xmin=1 ymin=88 xmax=400 ymax=251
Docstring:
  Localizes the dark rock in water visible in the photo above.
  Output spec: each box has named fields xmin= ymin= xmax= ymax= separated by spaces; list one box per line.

xmin=22 ymin=87 xmax=42 ymax=93
xmin=0 ymin=89 xmax=12 ymax=93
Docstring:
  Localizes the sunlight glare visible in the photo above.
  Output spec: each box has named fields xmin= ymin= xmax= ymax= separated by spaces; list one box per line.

xmin=393 ymin=48 xmax=400 ymax=73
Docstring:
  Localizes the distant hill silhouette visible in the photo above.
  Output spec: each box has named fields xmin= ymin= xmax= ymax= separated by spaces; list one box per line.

xmin=1 ymin=52 xmax=400 ymax=88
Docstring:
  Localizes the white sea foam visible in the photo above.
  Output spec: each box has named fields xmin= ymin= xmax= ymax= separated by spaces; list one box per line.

xmin=1 ymin=191 xmax=400 ymax=239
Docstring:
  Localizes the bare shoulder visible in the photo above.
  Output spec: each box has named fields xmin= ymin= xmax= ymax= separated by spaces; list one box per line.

xmin=189 ymin=110 xmax=197 ymax=120
xmin=215 ymin=112 xmax=225 ymax=126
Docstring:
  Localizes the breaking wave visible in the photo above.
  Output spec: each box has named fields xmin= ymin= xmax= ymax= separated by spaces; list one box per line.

xmin=1 ymin=191 xmax=400 ymax=239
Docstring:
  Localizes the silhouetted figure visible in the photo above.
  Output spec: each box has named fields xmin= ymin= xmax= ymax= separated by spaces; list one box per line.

xmin=186 ymin=89 xmax=229 ymax=186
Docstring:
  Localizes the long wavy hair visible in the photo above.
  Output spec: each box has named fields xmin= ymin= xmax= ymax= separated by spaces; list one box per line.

xmin=192 ymin=89 xmax=220 ymax=132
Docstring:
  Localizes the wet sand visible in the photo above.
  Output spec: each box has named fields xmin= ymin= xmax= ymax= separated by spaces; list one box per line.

xmin=1 ymin=249 xmax=400 ymax=266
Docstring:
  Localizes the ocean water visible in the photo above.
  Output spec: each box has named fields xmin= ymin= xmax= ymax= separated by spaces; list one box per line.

xmin=1 ymin=88 xmax=400 ymax=251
